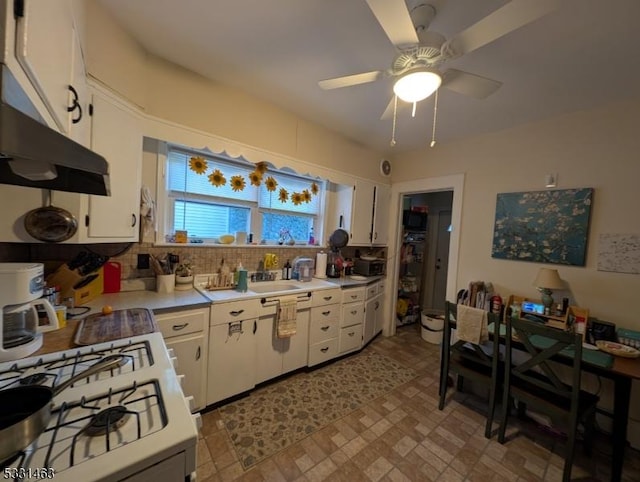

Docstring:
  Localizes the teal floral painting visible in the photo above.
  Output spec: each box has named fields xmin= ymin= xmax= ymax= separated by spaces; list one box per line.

xmin=491 ymin=188 xmax=593 ymax=266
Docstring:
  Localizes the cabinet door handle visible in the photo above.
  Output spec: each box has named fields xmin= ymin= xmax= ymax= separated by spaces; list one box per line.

xmin=196 ymin=346 xmax=201 ymax=360
xmin=131 ymin=214 xmax=137 ymax=227
xmin=253 ymin=320 xmax=257 ymax=334
xmin=67 ymin=85 xmax=82 ymax=123
xmin=348 ymin=331 xmax=355 ymax=337
xmin=229 ymin=309 xmax=245 ymax=316
xmin=323 ymin=296 xmax=332 ymax=301
xmin=350 ymin=310 xmax=357 ymax=315
xmin=321 ymin=325 xmax=330 ymax=331
xmin=172 ymin=323 xmax=189 ymax=331
xmin=322 ymin=310 xmax=331 ymax=316
xmin=375 ymin=301 xmax=380 ymax=310
xmin=320 ymin=347 xmax=329 ymax=353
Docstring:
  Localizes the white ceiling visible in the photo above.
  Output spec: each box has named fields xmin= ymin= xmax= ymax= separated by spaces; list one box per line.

xmin=97 ymin=0 xmax=640 ymax=153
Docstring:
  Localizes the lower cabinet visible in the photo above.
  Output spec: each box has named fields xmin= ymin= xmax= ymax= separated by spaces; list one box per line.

xmin=154 ymin=307 xmax=209 ymax=412
xmin=255 ymin=308 xmax=310 ymax=384
xmin=207 ymin=298 xmax=259 ymax=405
xmin=339 ymin=287 xmax=365 ymax=355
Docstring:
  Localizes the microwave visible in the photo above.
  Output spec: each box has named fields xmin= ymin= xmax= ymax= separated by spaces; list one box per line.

xmin=354 ymin=259 xmax=385 ymax=277
xmin=402 ymin=210 xmax=428 ymax=231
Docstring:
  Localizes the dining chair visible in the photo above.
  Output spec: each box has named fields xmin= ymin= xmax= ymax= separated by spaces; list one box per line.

xmin=498 ymin=316 xmax=599 ymax=482
xmin=439 ymin=301 xmax=502 ymax=438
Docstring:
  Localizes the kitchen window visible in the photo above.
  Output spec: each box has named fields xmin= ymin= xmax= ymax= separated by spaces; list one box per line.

xmin=159 ymin=146 xmax=325 ymax=244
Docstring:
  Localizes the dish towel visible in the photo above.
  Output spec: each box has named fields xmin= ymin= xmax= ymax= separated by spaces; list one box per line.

xmin=456 ymin=304 xmax=488 ymax=344
xmin=277 ymin=296 xmax=298 ymax=338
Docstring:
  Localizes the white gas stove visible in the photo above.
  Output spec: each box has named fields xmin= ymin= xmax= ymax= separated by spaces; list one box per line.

xmin=0 ymin=333 xmax=198 ymax=481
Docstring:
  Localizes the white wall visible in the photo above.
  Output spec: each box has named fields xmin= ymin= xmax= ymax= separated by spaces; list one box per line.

xmin=393 ymin=98 xmax=640 ymax=331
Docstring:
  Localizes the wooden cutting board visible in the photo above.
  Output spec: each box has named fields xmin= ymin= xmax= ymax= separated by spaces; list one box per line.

xmin=74 ymin=308 xmax=158 ymax=345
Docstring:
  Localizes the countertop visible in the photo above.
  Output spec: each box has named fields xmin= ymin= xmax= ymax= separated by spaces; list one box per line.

xmin=34 ymin=275 xmax=385 ymax=357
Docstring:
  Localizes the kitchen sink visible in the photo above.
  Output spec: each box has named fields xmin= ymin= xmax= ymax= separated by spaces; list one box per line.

xmin=248 ymin=283 xmax=301 ymax=294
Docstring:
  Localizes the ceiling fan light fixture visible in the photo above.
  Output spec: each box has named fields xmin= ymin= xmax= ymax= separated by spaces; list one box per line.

xmin=393 ymin=68 xmax=441 ymax=103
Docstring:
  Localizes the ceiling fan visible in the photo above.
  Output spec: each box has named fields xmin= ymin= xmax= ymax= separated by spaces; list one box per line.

xmin=318 ymin=0 xmax=559 ymax=118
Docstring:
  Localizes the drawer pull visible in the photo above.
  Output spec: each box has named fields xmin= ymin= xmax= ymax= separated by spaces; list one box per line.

xmin=350 ymin=310 xmax=357 ymax=315
xmin=323 ymin=296 xmax=333 ymax=301
xmin=229 ymin=309 xmax=245 ymax=317
xmin=196 ymin=346 xmax=201 ymax=360
xmin=350 ymin=295 xmax=357 ymax=299
xmin=321 ymin=325 xmax=330 ymax=331
xmin=348 ymin=331 xmax=355 ymax=337
xmin=322 ymin=310 xmax=331 ymax=316
xmin=172 ymin=323 xmax=189 ymax=331
xmin=320 ymin=347 xmax=329 ymax=353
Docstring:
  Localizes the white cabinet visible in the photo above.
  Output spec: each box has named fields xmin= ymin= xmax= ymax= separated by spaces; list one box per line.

xmin=339 ymin=286 xmax=365 ymax=355
xmin=364 ymin=281 xmax=385 ymax=345
xmin=372 ymin=184 xmax=390 ymax=246
xmin=255 ymin=299 xmax=311 ymax=384
xmin=331 ymin=180 xmax=391 ymax=246
xmin=154 ymin=308 xmax=209 ymax=412
xmin=207 ymin=299 xmax=259 ymax=405
xmin=86 ymin=90 xmax=142 ymax=239
xmin=13 ymin=0 xmax=90 ymax=139
xmin=308 ymin=289 xmax=341 ymax=366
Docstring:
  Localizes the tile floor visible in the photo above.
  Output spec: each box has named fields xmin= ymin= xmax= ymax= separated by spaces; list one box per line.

xmin=196 ymin=324 xmax=640 ymax=481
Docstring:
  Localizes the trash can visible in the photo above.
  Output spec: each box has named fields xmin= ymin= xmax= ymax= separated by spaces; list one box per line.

xmin=421 ymin=311 xmax=444 ymax=344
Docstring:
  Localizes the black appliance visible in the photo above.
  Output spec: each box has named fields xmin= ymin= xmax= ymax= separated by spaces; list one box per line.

xmin=354 ymin=258 xmax=385 ymax=277
xmin=402 ymin=210 xmax=428 ymax=231
xmin=587 ymin=319 xmax=616 ymax=345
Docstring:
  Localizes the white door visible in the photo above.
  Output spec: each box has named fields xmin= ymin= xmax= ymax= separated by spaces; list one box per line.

xmin=88 ymin=93 xmax=141 ymax=239
xmin=165 ymin=334 xmax=205 ymax=411
xmin=282 ymin=308 xmax=310 ymax=374
xmin=364 ymin=297 xmax=376 ymax=344
xmin=350 ymin=180 xmax=375 ymax=245
xmin=431 ymin=210 xmax=451 ymax=311
xmin=254 ymin=315 xmax=284 ymax=384
xmin=372 ymin=184 xmax=390 ymax=245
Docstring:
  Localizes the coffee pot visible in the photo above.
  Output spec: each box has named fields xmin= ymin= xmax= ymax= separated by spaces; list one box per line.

xmin=326 ymin=250 xmax=343 ymax=278
xmin=0 ymin=263 xmax=59 ymax=361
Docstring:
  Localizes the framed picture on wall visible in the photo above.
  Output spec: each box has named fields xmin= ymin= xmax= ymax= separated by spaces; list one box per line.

xmin=491 ymin=188 xmax=593 ymax=266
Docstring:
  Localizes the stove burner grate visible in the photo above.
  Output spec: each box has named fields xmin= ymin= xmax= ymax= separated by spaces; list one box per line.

xmin=18 ymin=373 xmax=49 ymax=386
xmin=83 ymin=405 xmax=130 ymax=436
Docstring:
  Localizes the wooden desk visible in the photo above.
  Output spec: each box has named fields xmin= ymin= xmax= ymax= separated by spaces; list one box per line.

xmin=456 ymin=323 xmax=640 ymax=482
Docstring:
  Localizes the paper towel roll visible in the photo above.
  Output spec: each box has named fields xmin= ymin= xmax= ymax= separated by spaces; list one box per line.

xmin=315 ymin=252 xmax=327 ymax=278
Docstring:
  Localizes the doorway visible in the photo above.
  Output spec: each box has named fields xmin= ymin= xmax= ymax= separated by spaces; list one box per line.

xmin=384 ymin=174 xmax=464 ymax=337
xmin=397 ymin=192 xmax=453 ymax=327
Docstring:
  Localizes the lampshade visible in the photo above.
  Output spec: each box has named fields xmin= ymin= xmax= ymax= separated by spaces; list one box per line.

xmin=533 ymin=268 xmax=564 ymax=290
xmin=393 ymin=68 xmax=442 ymax=103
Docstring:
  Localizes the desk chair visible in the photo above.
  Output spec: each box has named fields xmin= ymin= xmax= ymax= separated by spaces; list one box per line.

xmin=439 ymin=301 xmax=501 ymax=438
xmin=498 ymin=317 xmax=599 ymax=482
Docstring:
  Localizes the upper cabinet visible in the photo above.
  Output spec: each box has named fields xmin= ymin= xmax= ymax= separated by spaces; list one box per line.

xmin=13 ymin=0 xmax=90 ymax=143
xmin=330 ymin=179 xmax=391 ymax=247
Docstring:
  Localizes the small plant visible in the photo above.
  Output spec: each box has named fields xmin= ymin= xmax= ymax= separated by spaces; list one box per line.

xmin=175 ymin=263 xmax=193 ymax=277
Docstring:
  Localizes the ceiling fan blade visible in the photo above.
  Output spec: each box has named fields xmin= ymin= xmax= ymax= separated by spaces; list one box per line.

xmin=380 ymin=97 xmax=396 ymax=120
xmin=365 ymin=0 xmax=419 ymax=48
xmin=318 ymin=70 xmax=383 ymax=90
xmin=441 ymin=69 xmax=502 ymax=99
xmin=443 ymin=0 xmax=559 ymax=58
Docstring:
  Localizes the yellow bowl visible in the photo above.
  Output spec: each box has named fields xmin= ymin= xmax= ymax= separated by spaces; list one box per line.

xmin=218 ymin=234 xmax=235 ymax=244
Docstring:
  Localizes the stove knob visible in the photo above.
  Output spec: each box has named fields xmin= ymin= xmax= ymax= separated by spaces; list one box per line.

xmin=167 ymin=348 xmax=175 ymax=357
xmin=185 ymin=395 xmax=195 ymax=412
xmin=192 ymin=412 xmax=202 ymax=431
xmin=176 ymin=373 xmax=185 ymax=387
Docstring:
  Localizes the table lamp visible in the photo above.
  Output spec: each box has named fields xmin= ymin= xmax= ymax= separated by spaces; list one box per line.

xmin=533 ymin=268 xmax=564 ymax=312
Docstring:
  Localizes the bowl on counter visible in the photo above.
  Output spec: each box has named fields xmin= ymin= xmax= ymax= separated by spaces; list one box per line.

xmin=218 ymin=234 xmax=235 ymax=244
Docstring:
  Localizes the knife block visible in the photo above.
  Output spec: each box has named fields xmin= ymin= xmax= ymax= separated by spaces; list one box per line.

xmin=46 ymin=265 xmax=104 ymax=305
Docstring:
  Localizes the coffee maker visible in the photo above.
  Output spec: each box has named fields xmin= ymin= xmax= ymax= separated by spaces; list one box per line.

xmin=0 ymin=263 xmax=58 ymax=361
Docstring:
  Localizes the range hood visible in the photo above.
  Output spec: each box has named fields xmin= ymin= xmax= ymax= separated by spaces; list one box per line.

xmin=0 ymin=65 xmax=110 ymax=196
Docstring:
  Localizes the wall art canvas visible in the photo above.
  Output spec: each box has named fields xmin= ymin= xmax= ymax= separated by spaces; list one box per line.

xmin=491 ymin=188 xmax=593 ymax=266
xmin=597 ymin=233 xmax=640 ymax=274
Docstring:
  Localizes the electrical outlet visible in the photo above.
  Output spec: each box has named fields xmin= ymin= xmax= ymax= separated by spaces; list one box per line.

xmin=137 ymin=254 xmax=150 ymax=269
xmin=169 ymin=253 xmax=179 ymax=265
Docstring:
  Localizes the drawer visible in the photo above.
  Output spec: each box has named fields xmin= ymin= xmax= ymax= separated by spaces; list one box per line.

xmin=155 ymin=309 xmax=207 ymax=338
xmin=211 ymin=299 xmax=259 ymax=325
xmin=366 ymin=284 xmax=377 ymax=300
xmin=312 ymin=288 xmax=342 ymax=307
xmin=341 ymin=302 xmax=364 ymax=327
xmin=308 ymin=338 xmax=338 ymax=366
xmin=309 ymin=316 xmax=339 ymax=345
xmin=311 ymin=304 xmax=341 ymax=323
xmin=342 ymin=287 xmax=365 ymax=304
xmin=339 ymin=324 xmax=363 ymax=354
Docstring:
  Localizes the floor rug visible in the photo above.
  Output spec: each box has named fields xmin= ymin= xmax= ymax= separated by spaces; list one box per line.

xmin=219 ymin=350 xmax=418 ymax=469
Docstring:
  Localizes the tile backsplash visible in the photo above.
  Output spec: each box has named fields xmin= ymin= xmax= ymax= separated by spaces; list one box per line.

xmin=0 ymin=242 xmax=386 ymax=281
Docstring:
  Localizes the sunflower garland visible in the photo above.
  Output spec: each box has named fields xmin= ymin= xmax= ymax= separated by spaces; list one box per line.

xmin=208 ymin=169 xmax=226 ymax=187
xmin=230 ymin=175 xmax=246 ymax=192
xmin=310 ymin=182 xmax=319 ymax=195
xmin=265 ymin=176 xmax=278 ymax=192
xmin=248 ymin=170 xmax=262 ymax=187
xmin=189 ymin=156 xmax=208 ymax=174
xmin=255 ymin=162 xmax=268 ymax=174
xmin=302 ymin=189 xmax=312 ymax=203
xmin=278 ymin=188 xmax=289 ymax=202
xmin=291 ymin=192 xmax=303 ymax=206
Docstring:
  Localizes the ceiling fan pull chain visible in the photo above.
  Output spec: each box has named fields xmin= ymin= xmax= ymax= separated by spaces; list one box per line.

xmin=411 ymin=101 xmax=418 ymax=118
xmin=390 ymin=94 xmax=398 ymax=147
xmin=430 ymin=89 xmax=439 ymax=148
